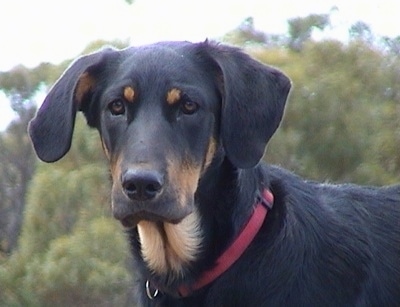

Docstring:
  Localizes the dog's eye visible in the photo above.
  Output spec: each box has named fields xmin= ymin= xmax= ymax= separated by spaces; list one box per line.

xmin=181 ymin=101 xmax=199 ymax=115
xmin=108 ymin=100 xmax=125 ymax=116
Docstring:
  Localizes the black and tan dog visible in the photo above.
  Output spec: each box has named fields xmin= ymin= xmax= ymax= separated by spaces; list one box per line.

xmin=29 ymin=41 xmax=400 ymax=306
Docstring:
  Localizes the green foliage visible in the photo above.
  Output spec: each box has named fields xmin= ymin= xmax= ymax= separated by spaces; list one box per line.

xmin=0 ymin=63 xmax=63 ymax=100
xmin=0 ymin=99 xmax=36 ymax=253
xmin=349 ymin=21 xmax=373 ymax=43
xmin=81 ymin=39 xmax=130 ymax=55
xmin=382 ymin=35 xmax=400 ymax=55
xmin=223 ymin=17 xmax=267 ymax=46
xmin=22 ymin=218 xmax=131 ymax=306
xmin=288 ymin=13 xmax=330 ymax=51
xmin=0 ymin=39 xmax=129 ymax=100
xmin=0 ymin=116 xmax=134 ymax=306
xmin=257 ymin=40 xmax=400 ymax=184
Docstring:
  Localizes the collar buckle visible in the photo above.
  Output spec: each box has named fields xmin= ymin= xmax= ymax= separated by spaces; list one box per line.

xmin=145 ymin=280 xmax=159 ymax=300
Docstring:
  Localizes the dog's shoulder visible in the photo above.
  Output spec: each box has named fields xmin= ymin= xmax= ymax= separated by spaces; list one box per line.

xmin=248 ymin=164 xmax=400 ymax=304
xmin=260 ymin=163 xmax=400 ymax=254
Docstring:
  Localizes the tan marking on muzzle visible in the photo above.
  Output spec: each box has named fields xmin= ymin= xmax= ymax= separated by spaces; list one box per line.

xmin=101 ymin=139 xmax=110 ymax=160
xmin=202 ymin=137 xmax=217 ymax=173
xmin=75 ymin=72 xmax=95 ymax=104
xmin=110 ymin=153 xmax=123 ymax=180
xmin=137 ymin=209 xmax=203 ymax=275
xmin=109 ymin=154 xmax=124 ymax=214
xmin=123 ymin=86 xmax=135 ymax=103
xmin=166 ymin=88 xmax=181 ymax=105
xmin=167 ymin=157 xmax=201 ymax=208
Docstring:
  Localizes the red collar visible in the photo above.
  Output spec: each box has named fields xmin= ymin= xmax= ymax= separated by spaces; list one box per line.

xmin=145 ymin=189 xmax=274 ymax=299
xmin=178 ymin=189 xmax=274 ymax=297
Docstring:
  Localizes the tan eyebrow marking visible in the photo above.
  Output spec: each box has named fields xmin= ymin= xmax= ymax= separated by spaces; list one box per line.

xmin=123 ymin=86 xmax=135 ymax=103
xmin=166 ymin=88 xmax=181 ymax=105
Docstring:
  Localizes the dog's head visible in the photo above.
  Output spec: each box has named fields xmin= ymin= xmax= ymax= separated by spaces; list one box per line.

xmin=29 ymin=41 xmax=291 ymax=275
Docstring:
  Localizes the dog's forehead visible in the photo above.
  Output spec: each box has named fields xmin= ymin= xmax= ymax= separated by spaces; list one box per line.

xmin=120 ymin=43 xmax=197 ymax=76
xmin=105 ymin=43 xmax=216 ymax=101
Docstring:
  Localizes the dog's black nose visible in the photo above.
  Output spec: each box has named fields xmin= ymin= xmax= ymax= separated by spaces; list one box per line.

xmin=122 ymin=169 xmax=164 ymax=201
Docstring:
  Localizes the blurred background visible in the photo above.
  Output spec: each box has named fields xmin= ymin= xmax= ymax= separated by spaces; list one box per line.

xmin=0 ymin=0 xmax=399 ymax=305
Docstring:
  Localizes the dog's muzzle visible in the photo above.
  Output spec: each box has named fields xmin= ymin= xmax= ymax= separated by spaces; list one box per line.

xmin=112 ymin=167 xmax=193 ymax=228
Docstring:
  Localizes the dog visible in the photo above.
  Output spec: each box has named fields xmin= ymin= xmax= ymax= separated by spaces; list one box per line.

xmin=29 ymin=41 xmax=400 ymax=306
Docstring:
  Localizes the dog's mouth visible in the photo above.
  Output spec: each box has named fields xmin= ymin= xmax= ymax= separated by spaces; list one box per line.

xmin=120 ymin=215 xmax=141 ymax=229
xmin=112 ymin=187 xmax=195 ymax=229
xmin=120 ymin=212 xmax=185 ymax=229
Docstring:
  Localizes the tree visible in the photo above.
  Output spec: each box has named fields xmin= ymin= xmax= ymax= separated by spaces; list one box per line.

xmin=0 ymin=116 xmax=135 ymax=306
xmin=349 ymin=21 xmax=374 ymax=44
xmin=382 ymin=35 xmax=400 ymax=55
xmin=261 ymin=39 xmax=400 ymax=184
xmin=223 ymin=17 xmax=268 ymax=46
xmin=0 ymin=96 xmax=37 ymax=254
xmin=288 ymin=14 xmax=330 ymax=51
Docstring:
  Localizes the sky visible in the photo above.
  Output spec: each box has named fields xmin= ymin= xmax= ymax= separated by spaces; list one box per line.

xmin=0 ymin=0 xmax=399 ymax=129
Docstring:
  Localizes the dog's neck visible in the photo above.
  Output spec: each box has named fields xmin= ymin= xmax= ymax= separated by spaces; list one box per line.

xmin=177 ymin=187 xmax=273 ymax=297
xmin=197 ymin=157 xmax=263 ymax=257
xmin=180 ymin=156 xmax=266 ymax=286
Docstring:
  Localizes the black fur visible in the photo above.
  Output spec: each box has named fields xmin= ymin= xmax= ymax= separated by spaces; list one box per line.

xmin=29 ymin=41 xmax=400 ymax=306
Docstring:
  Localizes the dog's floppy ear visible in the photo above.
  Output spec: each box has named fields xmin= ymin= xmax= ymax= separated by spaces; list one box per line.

xmin=202 ymin=42 xmax=291 ymax=168
xmin=28 ymin=47 xmax=117 ymax=163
